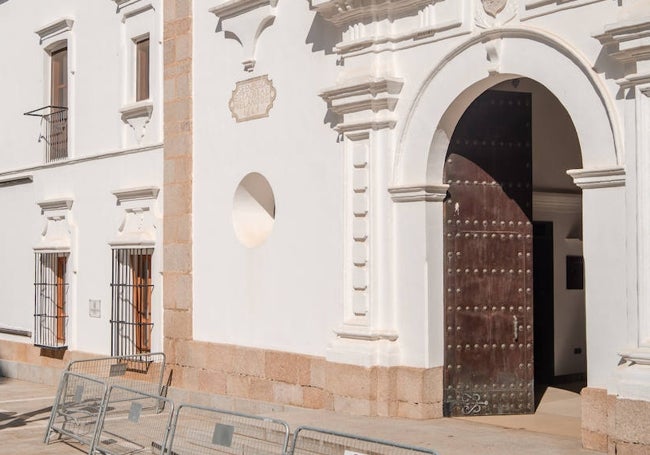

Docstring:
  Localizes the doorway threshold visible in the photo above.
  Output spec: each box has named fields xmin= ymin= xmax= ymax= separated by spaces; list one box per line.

xmin=454 ymin=387 xmax=581 ymax=439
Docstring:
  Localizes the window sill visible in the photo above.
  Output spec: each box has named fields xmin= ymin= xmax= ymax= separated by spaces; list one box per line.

xmin=119 ymin=100 xmax=153 ymax=120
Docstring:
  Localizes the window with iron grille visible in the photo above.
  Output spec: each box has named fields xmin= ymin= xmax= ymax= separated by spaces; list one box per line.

xmin=110 ymin=248 xmax=154 ymax=356
xmin=34 ymin=252 xmax=68 ymax=348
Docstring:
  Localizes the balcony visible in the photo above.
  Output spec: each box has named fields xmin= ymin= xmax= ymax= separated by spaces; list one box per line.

xmin=24 ymin=105 xmax=68 ymax=163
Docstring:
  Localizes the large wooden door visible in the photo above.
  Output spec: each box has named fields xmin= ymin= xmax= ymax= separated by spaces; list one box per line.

xmin=443 ymin=90 xmax=533 ymax=416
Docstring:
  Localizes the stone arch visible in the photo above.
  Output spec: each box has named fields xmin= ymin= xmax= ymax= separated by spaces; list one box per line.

xmin=389 ymin=28 xmax=626 ymax=378
xmin=393 ymin=27 xmax=621 ymax=188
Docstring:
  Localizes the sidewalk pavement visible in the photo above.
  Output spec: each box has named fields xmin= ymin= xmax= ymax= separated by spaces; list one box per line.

xmin=0 ymin=376 xmax=601 ymax=454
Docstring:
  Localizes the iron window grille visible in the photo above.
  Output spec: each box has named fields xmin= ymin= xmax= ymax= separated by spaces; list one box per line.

xmin=24 ymin=106 xmax=68 ymax=163
xmin=34 ymin=252 xmax=69 ymax=349
xmin=111 ymin=248 xmax=154 ymax=356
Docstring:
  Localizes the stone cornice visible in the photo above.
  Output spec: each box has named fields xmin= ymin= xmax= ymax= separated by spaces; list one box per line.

xmin=209 ymin=0 xmax=278 ymax=19
xmin=112 ymin=186 xmax=160 ymax=204
xmin=616 ymin=72 xmax=650 ymax=90
xmin=620 ymin=348 xmax=650 ymax=366
xmin=334 ymin=325 xmax=399 ymax=341
xmin=311 ymin=0 xmax=433 ymax=28
xmin=321 ymin=76 xmax=403 ymax=133
xmin=336 ymin=117 xmax=396 ymax=133
xmin=35 ymin=18 xmax=74 ymax=41
xmin=567 ymin=166 xmax=626 ymax=189
xmin=321 ymin=76 xmax=403 ymax=117
xmin=388 ymin=184 xmax=449 ymax=203
xmin=37 ymin=199 xmax=73 ymax=212
xmin=320 ymin=76 xmax=403 ymax=103
xmin=0 ymin=175 xmax=33 ymax=188
xmin=119 ymin=100 xmax=154 ymax=120
xmin=594 ymin=16 xmax=650 ymax=64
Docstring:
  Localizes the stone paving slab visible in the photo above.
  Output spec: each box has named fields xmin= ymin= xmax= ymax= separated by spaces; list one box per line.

xmin=0 ymin=377 xmax=603 ymax=455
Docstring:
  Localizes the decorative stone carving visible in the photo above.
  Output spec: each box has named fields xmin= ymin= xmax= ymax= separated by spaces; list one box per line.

xmin=210 ymin=0 xmax=279 ymax=72
xmin=35 ymin=199 xmax=74 ymax=252
xmin=482 ymin=0 xmax=507 ymax=17
xmin=311 ymin=0 xmax=433 ymax=28
xmin=229 ymin=75 xmax=276 ymax=122
xmin=320 ymin=76 xmax=403 ymax=133
xmin=119 ymin=100 xmax=154 ymax=144
xmin=594 ymin=16 xmax=650 ymax=88
xmin=475 ymin=0 xmax=516 ymax=28
xmin=110 ymin=186 xmax=160 ymax=247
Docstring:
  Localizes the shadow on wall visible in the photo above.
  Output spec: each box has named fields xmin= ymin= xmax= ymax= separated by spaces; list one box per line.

xmin=305 ymin=12 xmax=340 ymax=55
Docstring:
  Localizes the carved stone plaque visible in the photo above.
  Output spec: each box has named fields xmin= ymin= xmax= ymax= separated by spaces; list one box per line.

xmin=229 ymin=75 xmax=276 ymax=122
xmin=482 ymin=0 xmax=507 ymax=16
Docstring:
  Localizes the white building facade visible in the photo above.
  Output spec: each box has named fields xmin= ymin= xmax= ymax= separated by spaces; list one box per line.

xmin=1 ymin=0 xmax=650 ymax=452
xmin=0 ymin=0 xmax=164 ymax=373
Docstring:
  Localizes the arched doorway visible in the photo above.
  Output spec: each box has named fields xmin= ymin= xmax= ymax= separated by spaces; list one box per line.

xmin=391 ymin=30 xmax=623 ymax=425
xmin=441 ymin=79 xmax=584 ymax=417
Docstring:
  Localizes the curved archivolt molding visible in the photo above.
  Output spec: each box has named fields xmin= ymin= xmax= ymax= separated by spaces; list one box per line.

xmin=393 ymin=25 xmax=623 ymax=188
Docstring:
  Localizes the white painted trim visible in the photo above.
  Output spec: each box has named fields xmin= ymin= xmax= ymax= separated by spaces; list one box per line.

xmin=108 ymin=239 xmax=156 ymax=248
xmin=388 ymin=184 xmax=449 ymax=202
xmin=620 ymin=348 xmax=650 ymax=366
xmin=209 ymin=0 xmax=277 ymax=19
xmin=617 ymin=73 xmax=650 ymax=90
xmin=112 ymin=186 xmax=160 ymax=203
xmin=521 ymin=0 xmax=606 ymax=20
xmin=0 ymin=325 xmax=32 ymax=338
xmin=335 ymin=118 xmax=397 ymax=134
xmin=37 ymin=198 xmax=73 ymax=212
xmin=35 ymin=18 xmax=74 ymax=41
xmin=594 ymin=16 xmax=650 ymax=65
xmin=0 ymin=175 xmax=33 ymax=187
xmin=567 ymin=166 xmax=626 ymax=189
xmin=119 ymin=100 xmax=154 ymax=120
xmin=0 ymin=143 xmax=163 ymax=180
xmin=311 ymin=0 xmax=432 ymax=28
xmin=334 ymin=326 xmax=399 ymax=342
xmin=122 ymin=3 xmax=155 ymax=22
xmin=320 ymin=77 xmax=404 ymax=103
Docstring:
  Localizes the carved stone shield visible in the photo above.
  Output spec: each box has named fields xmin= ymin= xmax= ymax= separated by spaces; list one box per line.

xmin=482 ymin=0 xmax=507 ymax=17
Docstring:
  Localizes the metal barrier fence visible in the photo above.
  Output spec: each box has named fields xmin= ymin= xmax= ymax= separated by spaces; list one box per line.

xmin=91 ymin=384 xmax=174 ymax=455
xmin=65 ymin=352 xmax=167 ymax=396
xmin=44 ymin=371 xmax=108 ymax=447
xmin=44 ymin=353 xmax=167 ymax=448
xmin=167 ymin=404 xmax=291 ymax=455
xmin=290 ymin=426 xmax=439 ymax=455
xmin=44 ymin=353 xmax=438 ymax=455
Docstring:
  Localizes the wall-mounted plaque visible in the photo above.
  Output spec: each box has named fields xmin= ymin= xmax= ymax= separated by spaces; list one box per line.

xmin=229 ymin=75 xmax=276 ymax=122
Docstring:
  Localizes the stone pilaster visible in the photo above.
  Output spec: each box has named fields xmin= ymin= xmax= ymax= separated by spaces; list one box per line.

xmin=163 ymin=0 xmax=193 ymax=361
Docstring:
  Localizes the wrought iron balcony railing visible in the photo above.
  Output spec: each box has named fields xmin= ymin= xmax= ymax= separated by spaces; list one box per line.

xmin=24 ymin=105 xmax=68 ymax=163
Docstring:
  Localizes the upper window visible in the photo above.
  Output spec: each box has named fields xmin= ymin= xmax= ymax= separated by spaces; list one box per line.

xmin=48 ymin=46 xmax=68 ymax=161
xmin=50 ymin=47 xmax=67 ymax=107
xmin=135 ymin=37 xmax=150 ymax=101
xmin=34 ymin=252 xmax=68 ymax=349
